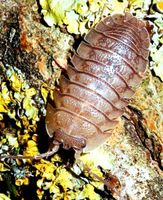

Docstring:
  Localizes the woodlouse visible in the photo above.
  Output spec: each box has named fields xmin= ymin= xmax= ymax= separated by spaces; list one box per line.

xmin=0 ymin=12 xmax=150 ymax=160
xmin=45 ymin=12 xmax=150 ymax=155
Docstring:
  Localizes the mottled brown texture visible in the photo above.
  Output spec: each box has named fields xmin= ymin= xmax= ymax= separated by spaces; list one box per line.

xmin=46 ymin=12 xmax=150 ymax=153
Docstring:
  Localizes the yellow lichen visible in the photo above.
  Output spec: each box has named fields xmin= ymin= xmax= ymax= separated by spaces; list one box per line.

xmin=36 ymin=189 xmax=44 ymax=200
xmin=55 ymin=168 xmax=74 ymax=190
xmin=15 ymin=177 xmax=29 ymax=186
xmin=24 ymin=140 xmax=39 ymax=157
xmin=78 ymin=184 xmax=101 ymax=200
xmin=1 ymin=82 xmax=12 ymax=105
xmin=25 ymin=88 xmax=36 ymax=97
xmin=0 ymin=193 xmax=11 ymax=200
xmin=39 ymin=0 xmax=111 ymax=34
xmin=35 ymin=159 xmax=56 ymax=180
xmin=18 ymin=131 xmax=30 ymax=145
xmin=10 ymin=73 xmax=22 ymax=92
xmin=41 ymin=85 xmax=49 ymax=103
xmin=156 ymin=0 xmax=163 ymax=13
xmin=23 ymin=97 xmax=38 ymax=120
xmin=0 ymin=162 xmax=10 ymax=172
xmin=6 ymin=133 xmax=19 ymax=148
xmin=150 ymin=11 xmax=163 ymax=81
xmin=128 ymin=0 xmax=143 ymax=9
xmin=0 ymin=66 xmax=49 ymax=133
xmin=108 ymin=0 xmax=128 ymax=13
xmin=151 ymin=46 xmax=163 ymax=81
xmin=64 ymin=10 xmax=79 ymax=34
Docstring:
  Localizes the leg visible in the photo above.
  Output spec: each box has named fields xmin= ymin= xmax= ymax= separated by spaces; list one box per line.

xmin=0 ymin=144 xmax=60 ymax=160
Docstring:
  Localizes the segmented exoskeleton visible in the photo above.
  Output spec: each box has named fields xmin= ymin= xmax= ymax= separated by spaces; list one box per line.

xmin=45 ymin=12 xmax=150 ymax=155
xmin=0 ymin=12 xmax=150 ymax=160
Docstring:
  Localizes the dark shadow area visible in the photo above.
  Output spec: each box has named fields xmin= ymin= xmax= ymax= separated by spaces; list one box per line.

xmin=37 ymin=117 xmax=49 ymax=154
xmin=0 ymin=172 xmax=18 ymax=200
xmin=20 ymin=176 xmax=38 ymax=200
xmin=36 ymin=0 xmax=50 ymax=27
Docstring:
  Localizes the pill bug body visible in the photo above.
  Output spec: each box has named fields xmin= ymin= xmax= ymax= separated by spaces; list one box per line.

xmin=46 ymin=12 xmax=150 ymax=154
xmin=0 ymin=12 xmax=150 ymax=160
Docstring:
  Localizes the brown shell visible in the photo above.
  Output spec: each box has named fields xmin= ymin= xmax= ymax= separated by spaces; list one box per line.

xmin=46 ymin=12 xmax=150 ymax=152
